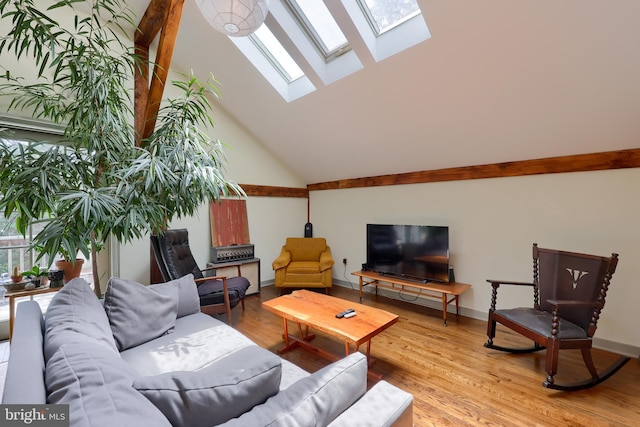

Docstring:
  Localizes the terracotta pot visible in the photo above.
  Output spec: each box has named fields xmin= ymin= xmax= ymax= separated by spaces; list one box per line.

xmin=55 ymin=259 xmax=84 ymax=283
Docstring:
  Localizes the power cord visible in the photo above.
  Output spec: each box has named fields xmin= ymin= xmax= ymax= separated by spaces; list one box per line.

xmin=341 ymin=263 xmax=357 ymax=290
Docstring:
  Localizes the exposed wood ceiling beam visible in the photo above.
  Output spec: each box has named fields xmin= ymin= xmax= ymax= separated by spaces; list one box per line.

xmin=134 ymin=0 xmax=185 ymax=146
xmin=307 ymin=149 xmax=640 ymax=191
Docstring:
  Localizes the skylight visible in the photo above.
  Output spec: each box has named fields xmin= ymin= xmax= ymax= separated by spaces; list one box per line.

xmin=249 ymin=25 xmax=304 ymax=83
xmin=342 ymin=0 xmax=430 ymax=62
xmin=226 ymin=0 xmax=429 ymax=101
xmin=358 ymin=0 xmax=421 ymax=36
xmin=284 ymin=0 xmax=349 ymax=60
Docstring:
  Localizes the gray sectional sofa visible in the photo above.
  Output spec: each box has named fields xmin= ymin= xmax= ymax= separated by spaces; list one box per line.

xmin=3 ymin=276 xmax=413 ymax=426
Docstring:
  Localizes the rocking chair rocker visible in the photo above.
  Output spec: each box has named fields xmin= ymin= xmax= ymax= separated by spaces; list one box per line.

xmin=485 ymin=243 xmax=630 ymax=391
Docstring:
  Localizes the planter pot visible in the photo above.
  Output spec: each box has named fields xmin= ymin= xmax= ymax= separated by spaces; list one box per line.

xmin=55 ymin=259 xmax=84 ymax=283
xmin=48 ymin=270 xmax=64 ymax=288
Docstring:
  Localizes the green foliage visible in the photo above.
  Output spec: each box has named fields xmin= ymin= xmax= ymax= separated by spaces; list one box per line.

xmin=21 ymin=264 xmax=48 ymax=277
xmin=0 ymin=0 xmax=244 ymax=285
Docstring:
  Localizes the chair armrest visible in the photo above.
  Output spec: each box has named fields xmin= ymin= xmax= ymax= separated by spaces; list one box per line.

xmin=487 ymin=279 xmax=535 ymax=287
xmin=546 ymin=299 xmax=603 ymax=309
xmin=319 ymin=246 xmax=335 ymax=271
xmin=195 ymin=275 xmax=227 ymax=283
xmin=487 ymin=280 xmax=535 ymax=311
xmin=272 ymin=247 xmax=291 ymax=270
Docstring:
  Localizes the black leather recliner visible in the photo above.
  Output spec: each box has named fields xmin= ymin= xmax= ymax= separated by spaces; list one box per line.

xmin=151 ymin=228 xmax=250 ymax=324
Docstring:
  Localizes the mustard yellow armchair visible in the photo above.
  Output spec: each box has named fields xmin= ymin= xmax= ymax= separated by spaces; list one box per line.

xmin=272 ymin=238 xmax=334 ymax=293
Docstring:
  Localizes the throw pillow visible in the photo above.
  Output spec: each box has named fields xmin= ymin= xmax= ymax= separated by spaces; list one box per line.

xmin=46 ymin=340 xmax=171 ymax=427
xmin=104 ymin=277 xmax=178 ymax=351
xmin=151 ymin=274 xmax=200 ymax=318
xmin=44 ymin=278 xmax=119 ymax=361
xmin=133 ymin=346 xmax=282 ymax=427
xmin=218 ymin=352 xmax=367 ymax=427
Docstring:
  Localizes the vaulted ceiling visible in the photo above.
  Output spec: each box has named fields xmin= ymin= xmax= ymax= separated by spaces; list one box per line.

xmin=132 ymin=0 xmax=640 ymax=184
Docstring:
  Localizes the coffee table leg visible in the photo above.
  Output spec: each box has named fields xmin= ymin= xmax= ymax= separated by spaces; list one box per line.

xmin=297 ymin=322 xmax=304 ymax=339
xmin=282 ymin=318 xmax=290 ymax=347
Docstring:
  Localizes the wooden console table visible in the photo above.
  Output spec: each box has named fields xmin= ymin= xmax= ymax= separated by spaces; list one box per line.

xmin=352 ymin=270 xmax=471 ymax=326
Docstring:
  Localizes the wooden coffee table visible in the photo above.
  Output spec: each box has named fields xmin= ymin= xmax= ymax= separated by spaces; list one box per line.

xmin=263 ymin=290 xmax=398 ymax=378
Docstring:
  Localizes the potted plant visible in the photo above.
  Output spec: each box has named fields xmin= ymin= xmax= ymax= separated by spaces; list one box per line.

xmin=21 ymin=265 xmax=49 ymax=287
xmin=0 ymin=0 xmax=244 ymax=297
xmin=10 ymin=266 xmax=22 ymax=284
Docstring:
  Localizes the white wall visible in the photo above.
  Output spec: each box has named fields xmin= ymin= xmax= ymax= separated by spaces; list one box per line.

xmin=311 ymin=168 xmax=640 ymax=353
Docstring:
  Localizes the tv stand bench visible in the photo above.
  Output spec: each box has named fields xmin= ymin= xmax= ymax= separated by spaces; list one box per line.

xmin=352 ymin=270 xmax=471 ymax=326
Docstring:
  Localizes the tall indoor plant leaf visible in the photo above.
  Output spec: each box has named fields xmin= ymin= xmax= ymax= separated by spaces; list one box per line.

xmin=0 ymin=0 xmax=244 ymax=296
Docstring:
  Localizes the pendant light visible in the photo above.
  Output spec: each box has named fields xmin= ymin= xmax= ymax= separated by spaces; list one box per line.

xmin=196 ymin=0 xmax=270 ymax=37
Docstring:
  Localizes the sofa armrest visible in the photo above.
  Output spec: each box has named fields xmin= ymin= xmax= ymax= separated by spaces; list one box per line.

xmin=327 ymin=381 xmax=413 ymax=427
xmin=272 ymin=247 xmax=291 ymax=271
xmin=2 ymin=301 xmax=47 ymax=404
xmin=319 ymin=246 xmax=335 ymax=271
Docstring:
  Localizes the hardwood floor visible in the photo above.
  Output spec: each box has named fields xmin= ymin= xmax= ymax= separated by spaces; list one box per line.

xmin=232 ymin=285 xmax=640 ymax=427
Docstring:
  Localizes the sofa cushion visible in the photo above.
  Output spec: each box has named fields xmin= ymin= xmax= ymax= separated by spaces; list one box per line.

xmin=120 ymin=312 xmax=255 ymax=377
xmin=44 ymin=278 xmax=118 ymax=362
xmin=133 ymin=345 xmax=282 ymax=427
xmin=327 ymin=381 xmax=414 ymax=427
xmin=285 ymin=237 xmax=327 ymax=261
xmin=104 ymin=277 xmax=179 ymax=351
xmin=151 ymin=274 xmax=200 ymax=318
xmin=287 ymin=261 xmax=321 ymax=274
xmin=46 ymin=340 xmax=171 ymax=427
xmin=219 ymin=352 xmax=367 ymax=427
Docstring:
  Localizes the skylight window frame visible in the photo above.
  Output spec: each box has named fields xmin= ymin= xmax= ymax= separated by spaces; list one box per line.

xmin=228 ymin=29 xmax=316 ymax=102
xmin=221 ymin=0 xmax=429 ymax=101
xmin=281 ymin=0 xmax=351 ymax=62
xmin=356 ymin=0 xmax=421 ymax=36
xmin=267 ymin=0 xmax=363 ymax=87
xmin=248 ymin=25 xmax=304 ymax=83
xmin=341 ymin=0 xmax=430 ymax=63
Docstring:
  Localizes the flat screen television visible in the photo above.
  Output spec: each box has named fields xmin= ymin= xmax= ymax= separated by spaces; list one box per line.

xmin=365 ymin=224 xmax=450 ymax=283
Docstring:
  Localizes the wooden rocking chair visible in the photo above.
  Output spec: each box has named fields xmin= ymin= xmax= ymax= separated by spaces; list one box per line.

xmin=485 ymin=243 xmax=630 ymax=391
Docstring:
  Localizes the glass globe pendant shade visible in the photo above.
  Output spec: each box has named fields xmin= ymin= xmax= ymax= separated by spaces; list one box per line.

xmin=196 ymin=0 xmax=269 ymax=37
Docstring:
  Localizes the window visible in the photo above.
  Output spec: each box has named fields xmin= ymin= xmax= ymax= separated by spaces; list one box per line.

xmin=229 ymin=26 xmax=316 ymax=101
xmin=269 ymin=0 xmax=363 ymax=86
xmin=0 ymin=126 xmax=98 ymax=330
xmin=283 ymin=0 xmax=350 ymax=61
xmin=357 ymin=0 xmax=421 ymax=36
xmin=342 ymin=0 xmax=430 ymax=62
xmin=227 ymin=0 xmax=429 ymax=101
xmin=250 ymin=25 xmax=305 ymax=83
xmin=0 ymin=212 xmax=40 ymax=281
xmin=0 ymin=122 xmax=95 ymax=287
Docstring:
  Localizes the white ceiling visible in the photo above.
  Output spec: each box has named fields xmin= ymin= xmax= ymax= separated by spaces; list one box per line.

xmin=133 ymin=0 xmax=640 ymax=184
